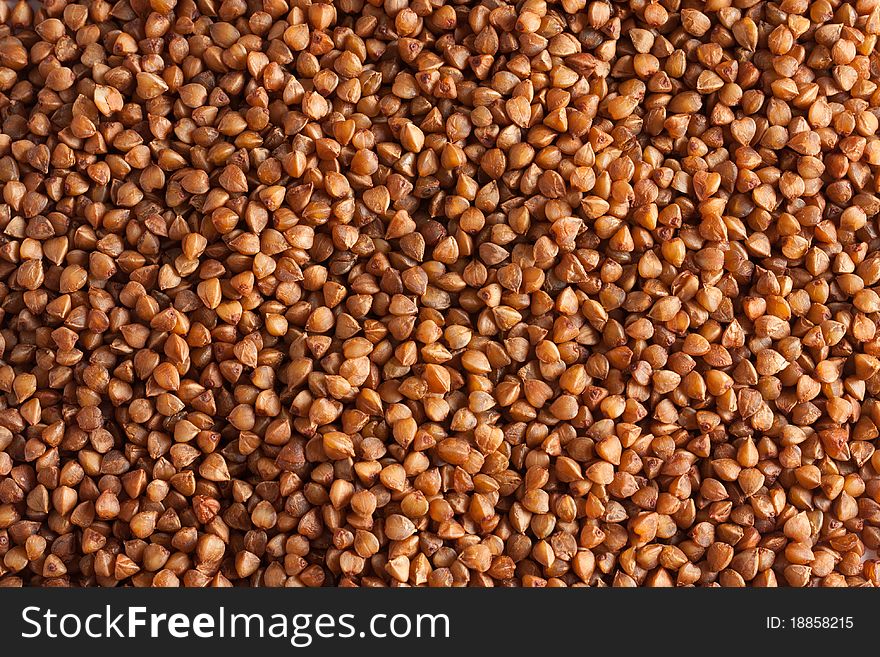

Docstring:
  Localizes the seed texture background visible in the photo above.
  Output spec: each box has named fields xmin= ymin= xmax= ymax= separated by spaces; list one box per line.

xmin=0 ymin=0 xmax=878 ymax=587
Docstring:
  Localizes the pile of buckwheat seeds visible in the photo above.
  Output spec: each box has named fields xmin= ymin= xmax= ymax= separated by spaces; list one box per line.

xmin=0 ymin=0 xmax=879 ymax=588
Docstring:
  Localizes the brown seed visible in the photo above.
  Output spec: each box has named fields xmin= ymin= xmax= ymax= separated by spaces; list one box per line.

xmin=385 ymin=515 xmax=417 ymax=541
